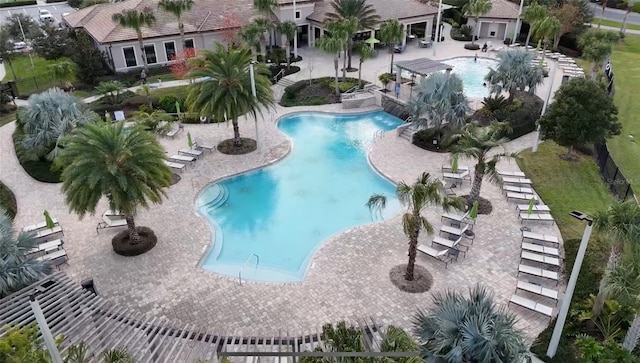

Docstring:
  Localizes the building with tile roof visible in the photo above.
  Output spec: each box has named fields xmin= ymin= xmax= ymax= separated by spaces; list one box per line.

xmin=466 ymin=0 xmax=521 ymax=43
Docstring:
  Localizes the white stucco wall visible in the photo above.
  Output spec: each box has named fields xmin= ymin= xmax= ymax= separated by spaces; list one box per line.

xmin=467 ymin=17 xmax=516 ymax=41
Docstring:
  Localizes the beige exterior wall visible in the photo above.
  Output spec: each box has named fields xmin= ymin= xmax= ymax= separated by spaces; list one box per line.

xmin=468 ymin=17 xmax=516 ymax=41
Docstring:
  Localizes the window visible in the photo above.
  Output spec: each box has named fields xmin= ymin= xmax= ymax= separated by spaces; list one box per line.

xmin=184 ymin=38 xmax=195 ymax=49
xmin=123 ymin=47 xmax=137 ymax=68
xmin=144 ymin=44 xmax=157 ymax=64
xmin=164 ymin=41 xmax=176 ymax=61
xmin=295 ymin=11 xmax=301 ymax=19
xmin=490 ymin=31 xmax=496 ymax=37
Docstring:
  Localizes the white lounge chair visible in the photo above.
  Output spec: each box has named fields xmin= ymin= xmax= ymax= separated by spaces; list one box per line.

xmin=443 ymin=170 xmax=470 ymax=185
xmin=35 ymin=226 xmax=63 ymax=240
xmin=96 ymin=215 xmax=128 ymax=234
xmin=502 ymin=177 xmax=532 ymax=186
xmin=114 ymin=111 xmax=125 ymax=122
xmin=522 ymin=231 xmax=559 ymax=245
xmin=164 ymin=160 xmax=185 ymax=172
xmin=439 ymin=179 xmax=456 ymax=196
xmin=516 ymin=280 xmax=559 ymax=301
xmin=509 ymin=294 xmax=553 ymax=317
xmin=503 ymin=185 xmax=534 ymax=194
xmin=498 ymin=170 xmax=525 ymax=177
xmin=26 ymin=239 xmax=63 ymax=256
xmin=179 ymin=148 xmax=203 ymax=158
xmin=441 ymin=211 xmax=471 ymax=225
xmin=440 ymin=224 xmax=472 ymax=240
xmin=23 ymin=218 xmax=59 ymax=232
xmin=506 ymin=192 xmax=538 ymax=203
xmin=169 ymin=154 xmax=196 ymax=164
xmin=519 ymin=212 xmax=555 ymax=225
xmin=522 ymin=242 xmax=559 ymax=257
xmin=516 ymin=204 xmax=550 ymax=213
xmin=441 ymin=164 xmax=469 ymax=173
xmin=104 ymin=209 xmax=124 ymax=217
xmin=518 ymin=264 xmax=559 ymax=282
xmin=521 ymin=251 xmax=560 ymax=267
xmin=432 ymin=236 xmax=468 ymax=257
xmin=194 ymin=141 xmax=215 ymax=153
xmin=417 ymin=244 xmax=455 ymax=268
xmin=166 ymin=125 xmax=182 ymax=138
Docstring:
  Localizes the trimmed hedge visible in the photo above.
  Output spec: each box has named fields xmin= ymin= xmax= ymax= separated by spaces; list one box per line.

xmin=12 ymin=122 xmax=62 ymax=184
xmin=0 ymin=181 xmax=17 ymax=220
xmin=0 ymin=0 xmax=36 ymax=8
xmin=450 ymin=28 xmax=473 ymax=42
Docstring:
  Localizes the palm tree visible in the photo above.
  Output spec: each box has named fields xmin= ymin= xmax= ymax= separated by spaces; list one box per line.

xmin=252 ymin=18 xmax=271 ymax=61
xmin=102 ymin=347 xmax=134 ymax=363
xmin=484 ymin=48 xmax=544 ymax=101
xmin=338 ymin=18 xmax=358 ymax=81
xmin=95 ymin=80 xmax=126 ymax=106
xmin=366 ymin=172 xmax=463 ymax=281
xmin=354 ymin=41 xmax=375 ymax=88
xmin=111 ymin=8 xmax=156 ymax=72
xmin=451 ymin=122 xmax=520 ymax=205
xmin=462 ymin=0 xmax=493 ymax=46
xmin=316 ymin=20 xmax=349 ymax=95
xmin=278 ymin=21 xmax=297 ymax=70
xmin=254 ymin=0 xmax=277 ymax=48
xmin=326 ymin=0 xmax=381 ymax=70
xmin=621 ymin=0 xmax=637 ymax=33
xmin=598 ymin=0 xmax=609 ymax=29
xmin=591 ymin=200 xmax=640 ymax=320
xmin=0 ymin=209 xmax=51 ymax=298
xmin=130 ymin=109 xmax=175 ymax=135
xmin=608 ymin=251 xmax=640 ymax=352
xmin=379 ymin=19 xmax=404 ymax=74
xmin=158 ymin=0 xmax=194 ymax=50
xmin=240 ymin=22 xmax=262 ymax=60
xmin=522 ymin=1 xmax=547 ymax=47
xmin=20 ymin=88 xmax=97 ymax=161
xmin=531 ymin=16 xmax=560 ymax=61
xmin=413 ymin=284 xmax=530 ymax=362
xmin=48 ymin=60 xmax=75 ymax=88
xmin=185 ymin=43 xmax=274 ymax=146
xmin=412 ymin=72 xmax=471 ymax=131
xmin=578 ymin=30 xmax=620 ymax=80
xmin=55 ymin=122 xmax=172 ymax=245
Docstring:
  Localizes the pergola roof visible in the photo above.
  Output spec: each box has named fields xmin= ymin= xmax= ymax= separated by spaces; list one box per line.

xmin=395 ymin=58 xmax=452 ymax=76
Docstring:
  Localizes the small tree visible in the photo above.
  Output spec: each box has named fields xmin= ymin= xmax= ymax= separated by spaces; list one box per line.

xmin=130 ymin=109 xmax=175 ymax=135
xmin=316 ymin=20 xmax=349 ymax=95
xmin=168 ymin=48 xmax=198 ymax=79
xmin=32 ymin=26 xmax=72 ymax=60
xmin=221 ymin=12 xmax=244 ymax=47
xmin=539 ymin=78 xmax=620 ymax=158
xmin=462 ymin=0 xmax=492 ymax=45
xmin=95 ymin=80 xmax=126 ymax=106
xmin=354 ymin=42 xmax=375 ymax=88
xmin=0 ymin=29 xmax=18 ymax=80
xmin=278 ymin=21 xmax=298 ymax=70
xmin=578 ymin=30 xmax=620 ymax=80
xmin=71 ymin=31 xmax=108 ymax=85
xmin=379 ymin=73 xmax=392 ymax=92
xmin=48 ymin=60 xmax=76 ymax=88
xmin=379 ymin=19 xmax=404 ymax=74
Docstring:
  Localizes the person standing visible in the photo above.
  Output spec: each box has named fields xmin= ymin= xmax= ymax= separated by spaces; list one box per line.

xmin=140 ymin=69 xmax=147 ymax=85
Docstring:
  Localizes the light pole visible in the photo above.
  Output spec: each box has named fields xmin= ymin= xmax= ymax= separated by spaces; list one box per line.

xmin=249 ymin=60 xmax=259 ymax=151
xmin=547 ymin=211 xmax=594 ymax=358
xmin=293 ymin=0 xmax=298 ymax=58
xmin=30 ymin=291 xmax=63 ymax=363
xmin=433 ymin=0 xmax=444 ymax=57
xmin=532 ymin=59 xmax=558 ymax=153
xmin=17 ymin=16 xmax=34 ymax=67
xmin=512 ymin=0 xmax=525 ymax=45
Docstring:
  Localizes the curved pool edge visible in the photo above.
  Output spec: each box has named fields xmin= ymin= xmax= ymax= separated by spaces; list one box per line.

xmin=194 ymin=107 xmax=403 ymax=283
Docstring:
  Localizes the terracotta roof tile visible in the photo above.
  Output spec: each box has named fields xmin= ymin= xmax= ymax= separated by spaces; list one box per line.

xmin=482 ymin=0 xmax=520 ymax=19
xmin=307 ymin=0 xmax=438 ymax=24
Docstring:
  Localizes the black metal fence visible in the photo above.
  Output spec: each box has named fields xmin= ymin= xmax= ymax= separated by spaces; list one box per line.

xmin=14 ymin=73 xmax=59 ymax=97
xmin=594 ymin=142 xmax=636 ymax=201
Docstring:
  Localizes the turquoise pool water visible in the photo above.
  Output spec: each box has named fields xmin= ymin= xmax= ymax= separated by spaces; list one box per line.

xmin=197 ymin=111 xmax=403 ymax=282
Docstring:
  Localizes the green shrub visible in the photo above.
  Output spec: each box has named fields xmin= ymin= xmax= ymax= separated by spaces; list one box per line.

xmin=0 ymin=182 xmax=17 ymax=220
xmin=0 ymin=1 xmax=36 ymax=8
xmin=12 ymin=121 xmax=62 ymax=183
xmin=633 ymin=2 xmax=640 ymax=12
xmin=157 ymin=95 xmax=184 ymax=114
xmin=338 ymin=80 xmax=358 ymax=93
xmin=412 ymin=125 xmax=457 ymax=152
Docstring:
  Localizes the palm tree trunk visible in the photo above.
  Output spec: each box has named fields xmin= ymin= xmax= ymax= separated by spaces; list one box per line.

xmin=232 ymin=118 xmax=241 ymax=145
xmin=126 ymin=216 xmax=142 ymax=244
xmin=590 ymin=62 xmax=598 ymax=80
xmin=347 ymin=39 xmax=353 ymax=70
xmin=285 ymin=39 xmax=291 ymax=70
xmin=621 ymin=7 xmax=631 ymax=33
xmin=592 ymin=246 xmax=622 ymax=318
xmin=342 ymin=49 xmax=347 ymax=81
xmin=469 ymin=163 xmax=485 ymax=203
xmin=565 ymin=145 xmax=573 ymax=158
xmin=179 ymin=19 xmax=186 ymax=49
xmin=473 ymin=16 xmax=479 ymax=45
xmin=333 ymin=54 xmax=340 ymax=95
xmin=358 ymin=59 xmax=363 ymax=88
xmin=623 ymin=313 xmax=640 ymax=351
xmin=405 ymin=235 xmax=418 ymax=281
xmin=525 ymin=29 xmax=532 ymax=47
xmin=598 ymin=0 xmax=608 ymax=29
xmin=259 ymin=36 xmax=267 ymax=62
xmin=389 ymin=49 xmax=395 ymax=75
xmin=138 ymin=33 xmax=149 ymax=72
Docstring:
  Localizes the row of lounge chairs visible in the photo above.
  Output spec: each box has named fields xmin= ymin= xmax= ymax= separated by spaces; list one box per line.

xmin=500 ymin=172 xmax=555 ymax=226
xmin=22 ymin=219 xmax=68 ymax=269
xmin=418 ymin=208 xmax=476 ymax=269
xmin=164 ymin=141 xmax=215 ymax=172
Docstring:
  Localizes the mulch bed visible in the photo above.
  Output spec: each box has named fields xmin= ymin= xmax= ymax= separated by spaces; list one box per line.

xmin=112 ymin=226 xmax=157 ymax=256
xmin=461 ymin=195 xmax=493 ymax=215
xmin=217 ymin=138 xmax=257 ymax=155
xmin=389 ymin=264 xmax=433 ymax=293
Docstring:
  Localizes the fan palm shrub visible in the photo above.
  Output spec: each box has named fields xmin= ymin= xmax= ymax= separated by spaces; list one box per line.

xmin=366 ymin=172 xmax=463 ymax=281
xmin=55 ymin=122 xmax=172 ymax=247
xmin=111 ymin=8 xmax=156 ymax=71
xmin=462 ymin=0 xmax=492 ymax=45
xmin=326 ymin=0 xmax=380 ymax=70
xmin=379 ymin=19 xmax=403 ymax=74
xmin=185 ymin=43 xmax=274 ymax=147
xmin=413 ymin=284 xmax=530 ymax=362
xmin=158 ymin=0 xmax=193 ymax=49
xmin=484 ymin=49 xmax=544 ymax=101
xmin=19 ymin=88 xmax=97 ymax=161
xmin=451 ymin=122 xmax=520 ymax=205
xmin=411 ymin=72 xmax=470 ymax=132
xmin=0 ymin=209 xmax=51 ymax=298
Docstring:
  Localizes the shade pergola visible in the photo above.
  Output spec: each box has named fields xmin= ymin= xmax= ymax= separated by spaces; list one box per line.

xmin=395 ymin=58 xmax=452 ymax=77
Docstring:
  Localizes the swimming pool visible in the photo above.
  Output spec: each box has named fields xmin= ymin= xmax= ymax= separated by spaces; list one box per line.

xmin=394 ymin=57 xmax=497 ymax=98
xmin=196 ymin=111 xmax=403 ymax=282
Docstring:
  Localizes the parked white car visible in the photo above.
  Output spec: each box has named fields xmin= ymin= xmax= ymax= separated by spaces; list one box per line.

xmin=39 ymin=9 xmax=54 ymax=23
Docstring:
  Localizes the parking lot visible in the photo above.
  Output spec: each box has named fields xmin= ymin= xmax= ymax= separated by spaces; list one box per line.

xmin=0 ymin=3 xmax=76 ymax=26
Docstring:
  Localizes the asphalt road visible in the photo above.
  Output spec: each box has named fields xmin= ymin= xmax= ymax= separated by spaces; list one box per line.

xmin=590 ymin=2 xmax=640 ymax=24
xmin=0 ymin=3 xmax=75 ymax=26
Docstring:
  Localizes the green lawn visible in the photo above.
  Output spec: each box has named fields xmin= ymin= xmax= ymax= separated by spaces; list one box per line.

xmin=607 ymin=34 xmax=640 ymax=195
xmin=597 ymin=19 xmax=640 ymax=32
xmin=3 ymin=54 xmax=73 ymax=96
xmin=518 ymin=141 xmax=615 ymax=240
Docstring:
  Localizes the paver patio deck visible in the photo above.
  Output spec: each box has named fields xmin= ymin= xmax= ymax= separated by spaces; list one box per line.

xmin=0 ymin=32 xmax=568 ymax=342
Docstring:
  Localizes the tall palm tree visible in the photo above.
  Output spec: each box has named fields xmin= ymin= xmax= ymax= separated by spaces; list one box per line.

xmin=112 ymin=8 xmax=156 ymax=72
xmin=451 ymin=122 xmax=520 ymax=205
xmin=531 ymin=16 xmax=560 ymax=61
xmin=240 ymin=22 xmax=262 ymax=60
xmin=621 ymin=0 xmax=637 ymax=33
xmin=522 ymin=1 xmax=547 ymax=47
xmin=253 ymin=18 xmax=271 ymax=61
xmin=484 ymin=48 xmax=544 ymax=101
xmin=412 ymin=72 xmax=471 ymax=131
xmin=578 ymin=30 xmax=620 ymax=80
xmin=185 ymin=43 xmax=274 ymax=146
xmin=591 ymin=200 xmax=640 ymax=320
xmin=326 ymin=0 xmax=380 ymax=70
xmin=366 ymin=172 xmax=463 ymax=281
xmin=20 ymin=88 xmax=97 ymax=161
xmin=55 ymin=122 xmax=172 ymax=246
xmin=316 ymin=20 xmax=349 ymax=95
xmin=354 ymin=41 xmax=375 ymax=88
xmin=339 ymin=17 xmax=358 ymax=81
xmin=413 ymin=284 xmax=530 ymax=362
xmin=598 ymin=0 xmax=609 ymax=29
xmin=254 ymin=0 xmax=277 ymax=48
xmin=0 ymin=209 xmax=51 ymax=298
xmin=158 ymin=0 xmax=194 ymax=50
xmin=379 ymin=19 xmax=404 ymax=74
xmin=278 ymin=21 xmax=297 ymax=70
xmin=462 ymin=0 xmax=493 ymax=46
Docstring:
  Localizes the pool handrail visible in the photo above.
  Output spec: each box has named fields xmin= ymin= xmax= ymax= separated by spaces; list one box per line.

xmin=238 ymin=253 xmax=260 ymax=285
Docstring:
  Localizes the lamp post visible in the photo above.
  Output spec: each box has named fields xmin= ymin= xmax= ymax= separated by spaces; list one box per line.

xmin=249 ymin=60 xmax=259 ymax=152
xmin=17 ymin=15 xmax=34 ymax=67
xmin=293 ymin=0 xmax=298 ymax=58
xmin=30 ymin=291 xmax=63 ymax=363
xmin=433 ymin=0 xmax=444 ymax=57
xmin=547 ymin=211 xmax=594 ymax=358
xmin=532 ymin=59 xmax=558 ymax=153
xmin=512 ymin=0 xmax=525 ymax=45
